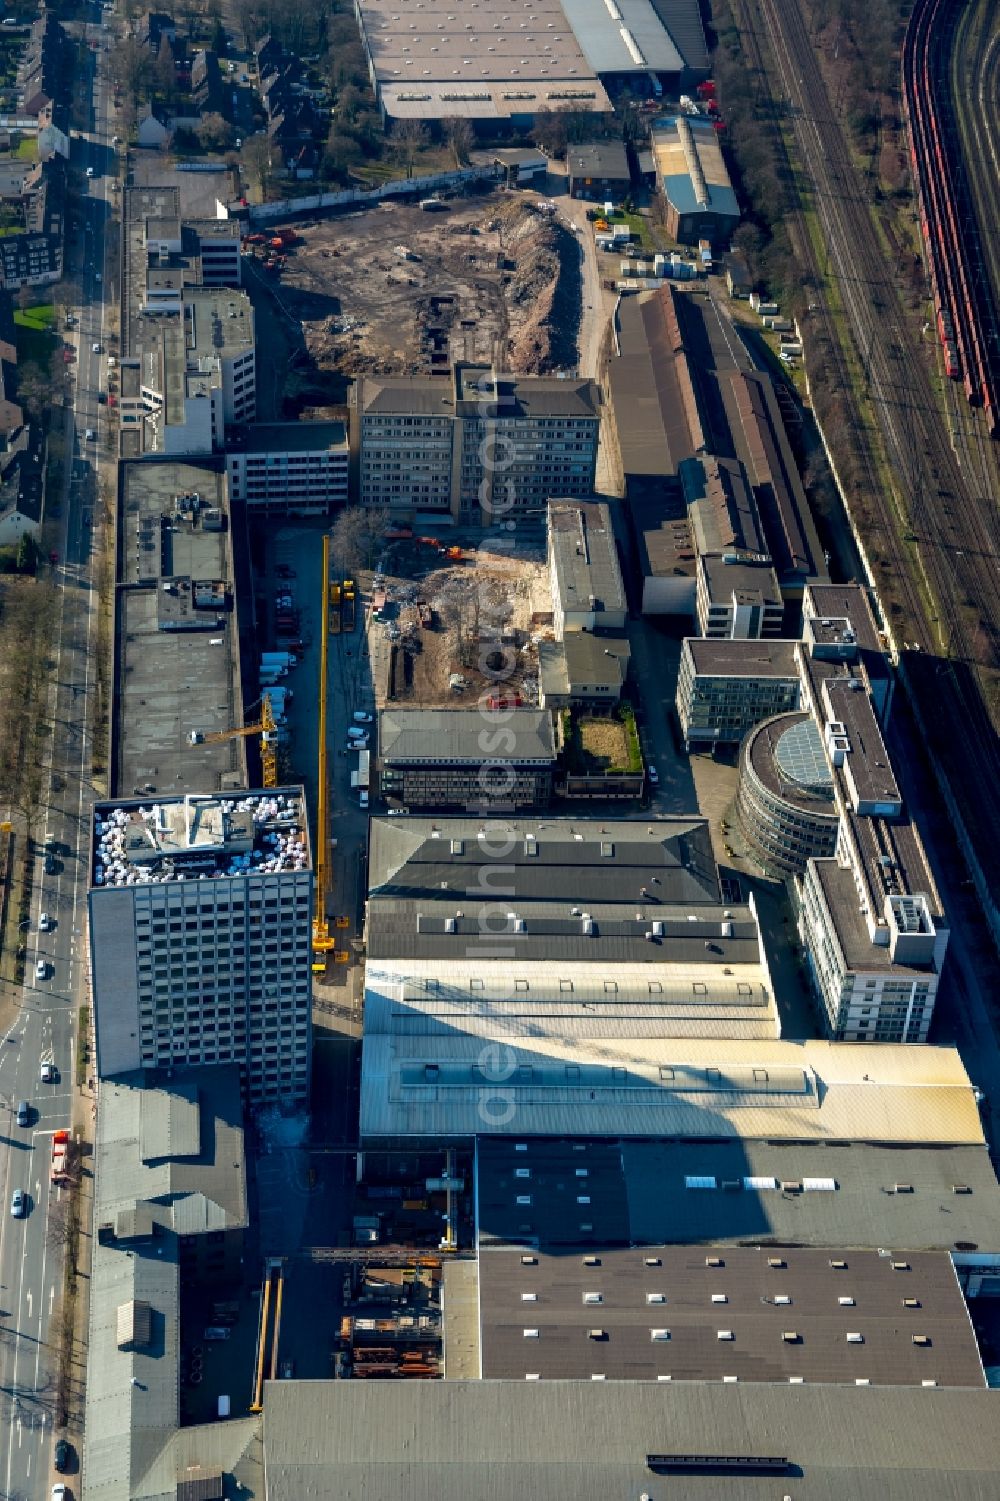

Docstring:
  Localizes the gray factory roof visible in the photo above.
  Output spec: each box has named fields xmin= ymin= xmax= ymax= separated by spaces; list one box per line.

xmin=634 ymin=491 xmax=696 ymax=579
xmin=683 ymin=638 xmax=799 ymax=679
xmin=477 ymin=1245 xmax=985 ymax=1386
xmin=699 ymin=552 xmax=783 ymax=609
xmin=475 ymin=1136 xmax=1000 ymax=1252
xmin=548 ymin=499 xmax=626 ymax=617
xmin=539 ymin=632 xmax=631 ymax=697
xmin=260 ymin=1380 xmax=1000 ymax=1501
xmin=85 ymin=1066 xmax=248 ymax=1501
xmin=724 ymin=370 xmax=826 ymax=586
xmin=94 ymin=1066 xmax=247 ymax=1235
xmin=228 ymin=419 xmax=348 ymax=455
xmin=378 ymin=709 xmax=556 ymax=766
xmin=682 ymin=453 xmax=766 ymax=558
xmin=567 ymin=0 xmax=686 ymax=73
xmin=360 ymin=367 xmax=600 ymax=421
xmin=566 ymin=139 xmax=630 ymax=182
xmin=368 ymin=817 xmax=722 ymax=905
xmin=610 ymin=287 xmax=693 ymax=479
xmin=118 ymin=461 xmax=245 ymax=797
xmin=365 ymin=899 xmax=765 ymax=971
xmin=360 ymin=1035 xmax=985 ymax=1145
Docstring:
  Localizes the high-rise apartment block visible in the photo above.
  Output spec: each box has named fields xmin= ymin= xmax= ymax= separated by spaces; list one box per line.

xmin=88 ymin=790 xmax=312 ymax=1105
xmin=352 ymin=362 xmax=600 ymax=522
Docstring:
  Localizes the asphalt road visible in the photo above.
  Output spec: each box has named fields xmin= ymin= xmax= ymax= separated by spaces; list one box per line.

xmin=0 ymin=10 xmax=112 ymax=1496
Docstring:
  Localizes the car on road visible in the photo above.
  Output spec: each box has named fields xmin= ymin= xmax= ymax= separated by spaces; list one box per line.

xmin=95 ymin=272 xmax=102 ymax=283
xmin=98 ymin=392 xmax=107 ymax=404
xmin=35 ymin=959 xmax=47 ymax=980
xmin=85 ymin=429 xmax=96 ymax=441
xmin=51 ymin=1486 xmax=70 ymax=1501
xmin=86 ymin=166 xmax=94 ymax=178
xmin=54 ymin=1439 xmax=72 ymax=1472
xmin=388 ymin=807 xmax=410 ymax=816
xmin=280 ymin=1359 xmax=295 ymax=1379
xmin=44 ymin=854 xmax=58 ymax=873
xmin=647 ymin=765 xmax=659 ymax=785
xmin=353 ymin=712 xmax=373 ymax=724
xmin=39 ymin=911 xmax=52 ymax=930
xmin=92 ymin=342 xmax=101 ymax=353
xmin=10 ymin=1189 xmax=25 ymax=1218
xmin=40 ymin=1060 xmax=56 ymax=1083
xmin=15 ymin=1101 xmax=30 ymax=1128
xmin=359 ymin=791 xmax=369 ymax=809
xmin=346 ymin=736 xmax=368 ymax=750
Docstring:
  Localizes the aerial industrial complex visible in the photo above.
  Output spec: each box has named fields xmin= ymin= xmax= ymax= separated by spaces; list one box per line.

xmin=1 ymin=0 xmax=997 ymax=1496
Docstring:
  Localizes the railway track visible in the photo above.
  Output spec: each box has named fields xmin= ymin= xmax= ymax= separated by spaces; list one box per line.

xmin=728 ymin=0 xmax=929 ymax=641
xmin=747 ymin=0 xmax=1000 ymax=894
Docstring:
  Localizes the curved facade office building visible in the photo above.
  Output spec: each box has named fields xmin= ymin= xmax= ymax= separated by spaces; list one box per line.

xmin=737 ymin=712 xmax=840 ymax=876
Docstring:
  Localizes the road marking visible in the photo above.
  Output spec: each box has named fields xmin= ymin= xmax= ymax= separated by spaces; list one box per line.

xmin=25 ymin=1292 xmax=31 ymax=1317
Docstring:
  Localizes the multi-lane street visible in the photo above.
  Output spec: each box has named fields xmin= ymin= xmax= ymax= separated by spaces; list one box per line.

xmin=0 ymin=10 xmax=112 ymax=1495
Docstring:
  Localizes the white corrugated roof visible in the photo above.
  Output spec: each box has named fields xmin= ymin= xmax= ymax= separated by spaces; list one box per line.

xmin=361 ymin=1034 xmax=983 ymax=1145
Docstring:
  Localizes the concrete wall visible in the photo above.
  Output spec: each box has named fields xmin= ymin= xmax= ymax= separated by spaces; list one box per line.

xmin=248 ymin=165 xmax=495 ymax=226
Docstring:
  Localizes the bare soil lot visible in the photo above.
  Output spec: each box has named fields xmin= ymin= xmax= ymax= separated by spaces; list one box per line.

xmin=262 ymin=189 xmax=582 ymax=395
xmin=362 ymin=535 xmax=552 ymax=709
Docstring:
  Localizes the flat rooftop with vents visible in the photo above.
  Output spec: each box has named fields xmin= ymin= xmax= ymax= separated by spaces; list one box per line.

xmin=116 ymin=461 xmax=246 ymax=797
xmin=477 ymin=1244 xmax=985 ymax=1386
xmin=476 ymin=1136 xmax=1000 ymax=1255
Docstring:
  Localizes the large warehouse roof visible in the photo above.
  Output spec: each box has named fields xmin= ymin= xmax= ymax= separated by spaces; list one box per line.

xmin=475 ymin=1136 xmax=1000 ymax=1251
xmin=564 ymin=0 xmax=685 ymax=73
xmin=477 ymin=1245 xmax=986 ymax=1386
xmin=356 ymin=0 xmax=709 ymax=122
xmin=261 ymin=1381 xmax=1000 ymax=1501
xmin=360 ymin=1034 xmax=985 ymax=1144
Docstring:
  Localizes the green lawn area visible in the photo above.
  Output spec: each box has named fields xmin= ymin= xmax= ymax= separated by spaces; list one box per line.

xmin=14 ymin=303 xmax=55 ymax=364
xmin=14 ymin=135 xmax=37 ymax=161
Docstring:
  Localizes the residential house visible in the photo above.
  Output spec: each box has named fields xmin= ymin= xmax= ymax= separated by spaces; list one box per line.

xmin=136 ymin=104 xmax=171 ymax=149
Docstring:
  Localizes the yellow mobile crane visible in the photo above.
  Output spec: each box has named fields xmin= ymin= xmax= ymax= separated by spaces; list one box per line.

xmin=312 ymin=534 xmax=336 ymax=971
xmin=186 ymin=694 xmax=279 ymax=787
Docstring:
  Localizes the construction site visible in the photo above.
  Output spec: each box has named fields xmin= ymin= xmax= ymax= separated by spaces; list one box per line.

xmin=247 ymin=192 xmax=583 ymax=403
xmin=363 ymin=533 xmax=552 ymax=710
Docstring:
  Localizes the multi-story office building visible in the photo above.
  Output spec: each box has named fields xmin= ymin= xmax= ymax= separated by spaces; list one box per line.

xmin=795 ymin=670 xmax=947 ymax=1043
xmin=695 ymin=552 xmax=784 ymax=638
xmin=676 ymin=637 xmax=800 ymax=749
xmin=352 ymin=362 xmax=600 ymax=522
xmin=118 ymin=285 xmax=255 ymax=456
xmin=547 ymin=499 xmax=627 ymax=637
xmin=119 ymin=187 xmax=250 ymax=457
xmin=226 ymin=420 xmax=349 ymax=515
xmin=736 ymin=710 xmax=841 ymax=875
xmin=88 ymin=789 xmax=313 ymax=1105
xmin=378 ymin=709 xmax=556 ymax=809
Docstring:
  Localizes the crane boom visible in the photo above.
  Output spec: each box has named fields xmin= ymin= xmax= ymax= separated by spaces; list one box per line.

xmin=313 ymin=535 xmax=334 ymax=964
xmin=187 ymin=695 xmax=278 ymax=788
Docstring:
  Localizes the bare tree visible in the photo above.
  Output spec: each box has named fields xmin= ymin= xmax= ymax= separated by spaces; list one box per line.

xmin=331 ymin=505 xmax=392 ymax=575
xmin=243 ymin=133 xmax=276 ymax=201
xmin=392 ymin=119 xmax=429 ymax=178
xmin=444 ymin=116 xmax=473 ymax=167
xmin=198 ymin=112 xmax=233 ymax=152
